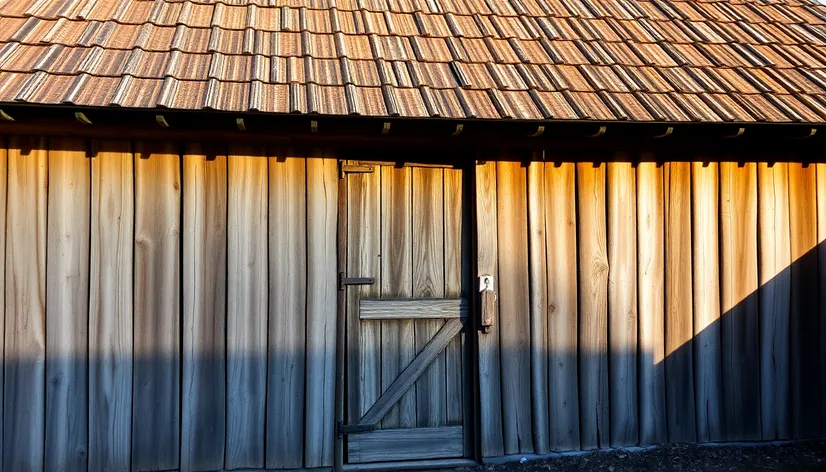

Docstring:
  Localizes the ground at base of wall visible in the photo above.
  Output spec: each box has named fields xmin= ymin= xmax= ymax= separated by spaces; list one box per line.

xmin=457 ymin=441 xmax=826 ymax=472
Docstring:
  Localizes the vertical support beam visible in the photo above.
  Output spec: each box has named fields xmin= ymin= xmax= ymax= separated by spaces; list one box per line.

xmin=818 ymin=162 xmax=826 ymax=436
xmin=475 ymin=160 xmax=504 ymax=457
xmin=757 ymin=162 xmax=791 ymax=441
xmin=576 ymin=161 xmax=609 ymax=450
xmin=692 ymin=161 xmax=725 ymax=442
xmin=132 ymin=141 xmax=181 ymax=471
xmin=267 ymin=151 xmax=307 ymax=469
xmin=663 ymin=161 xmax=696 ymax=443
xmin=45 ymin=138 xmax=91 ymax=472
xmin=636 ymin=160 xmax=666 ymax=445
xmin=0 ymin=137 xmax=6 ymax=470
xmin=89 ymin=140 xmax=133 ymax=472
xmin=3 ymin=136 xmax=47 ymax=472
xmin=181 ymin=143 xmax=227 ymax=471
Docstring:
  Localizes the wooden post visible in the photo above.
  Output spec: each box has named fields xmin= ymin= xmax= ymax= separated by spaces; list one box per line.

xmin=0 ymin=137 xmax=5 ymax=471
xmin=691 ymin=161 xmax=725 ymax=442
xmin=45 ymin=138 xmax=91 ymax=472
xmin=636 ymin=160 xmax=666 ymax=445
xmin=818 ymin=163 xmax=826 ymax=435
xmin=607 ymin=160 xmax=638 ymax=447
xmin=576 ymin=161 xmax=609 ymax=450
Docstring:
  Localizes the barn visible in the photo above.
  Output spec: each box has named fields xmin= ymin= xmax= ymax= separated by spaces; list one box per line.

xmin=0 ymin=0 xmax=825 ymax=470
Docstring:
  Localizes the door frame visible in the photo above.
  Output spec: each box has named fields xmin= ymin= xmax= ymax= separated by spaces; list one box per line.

xmin=333 ymin=152 xmax=480 ymax=471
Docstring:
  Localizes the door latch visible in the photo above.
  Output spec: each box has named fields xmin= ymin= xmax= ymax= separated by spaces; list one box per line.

xmin=338 ymin=272 xmax=375 ymax=291
xmin=479 ymin=275 xmax=495 ymax=334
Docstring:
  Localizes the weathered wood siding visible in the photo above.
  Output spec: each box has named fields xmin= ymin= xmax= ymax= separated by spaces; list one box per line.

xmin=477 ymin=156 xmax=826 ymax=457
xmin=0 ymin=137 xmax=338 ymax=472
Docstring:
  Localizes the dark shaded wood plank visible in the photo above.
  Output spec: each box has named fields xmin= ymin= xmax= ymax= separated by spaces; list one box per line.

xmin=527 ymin=161 xmax=549 ymax=454
xmin=544 ymin=161 xmax=580 ymax=451
xmin=0 ymin=138 xmax=5 ymax=470
xmin=636 ymin=161 xmax=666 ymax=446
xmin=720 ymin=161 xmax=761 ymax=441
xmin=3 ymin=136 xmax=47 ymax=472
xmin=496 ymin=160 xmax=533 ymax=454
xmin=89 ymin=140 xmax=133 ymax=472
xmin=663 ymin=161 xmax=696 ymax=443
xmin=45 ymin=138 xmax=91 ymax=472
xmin=132 ymin=141 xmax=180 ymax=471
xmin=576 ymin=161 xmax=609 ymax=450
xmin=606 ymin=160 xmax=638 ymax=447
xmin=181 ymin=143 xmax=227 ymax=471
xmin=379 ymin=165 xmax=415 ymax=430
xmin=359 ymin=319 xmax=464 ymax=427
xmin=412 ymin=167 xmax=446 ymax=428
xmin=757 ymin=162 xmax=791 ymax=441
xmin=475 ymin=160 xmax=504 ymax=457
xmin=267 ymin=153 xmax=307 ymax=469
xmin=788 ymin=162 xmax=822 ymax=439
xmin=304 ymin=153 xmax=338 ymax=467
xmin=348 ymin=426 xmax=463 ymax=463
xmin=226 ymin=145 xmax=268 ymax=469
xmin=692 ymin=161 xmax=725 ymax=443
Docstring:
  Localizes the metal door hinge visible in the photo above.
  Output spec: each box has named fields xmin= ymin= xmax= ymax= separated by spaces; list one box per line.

xmin=338 ymin=272 xmax=375 ymax=291
xmin=337 ymin=421 xmax=376 ymax=437
xmin=340 ymin=163 xmax=374 ymax=179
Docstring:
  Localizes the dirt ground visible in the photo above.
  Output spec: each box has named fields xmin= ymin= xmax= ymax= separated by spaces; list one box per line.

xmin=457 ymin=440 xmax=826 ymax=472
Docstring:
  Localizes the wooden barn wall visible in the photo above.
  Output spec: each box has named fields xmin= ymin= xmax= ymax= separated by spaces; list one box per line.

xmin=476 ymin=157 xmax=826 ymax=458
xmin=0 ymin=136 xmax=338 ymax=472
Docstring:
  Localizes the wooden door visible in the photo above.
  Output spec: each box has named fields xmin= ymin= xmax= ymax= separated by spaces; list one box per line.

xmin=341 ymin=161 xmax=472 ymax=464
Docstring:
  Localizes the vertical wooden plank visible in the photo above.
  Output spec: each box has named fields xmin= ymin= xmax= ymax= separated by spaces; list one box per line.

xmin=788 ymin=162 xmax=821 ymax=439
xmin=346 ymin=160 xmax=381 ymax=433
xmin=636 ymin=161 xmax=666 ymax=445
xmin=0 ymin=138 xmax=6 ymax=471
xmin=45 ymin=138 xmax=91 ymax=472
xmin=757 ymin=162 xmax=791 ymax=441
xmin=412 ymin=167 xmax=446 ymax=428
xmin=526 ymin=162 xmax=549 ymax=454
xmin=544 ymin=161 xmax=580 ymax=451
xmin=379 ymin=165 xmax=415 ymax=430
xmin=181 ymin=144 xmax=227 ymax=471
xmin=692 ymin=161 xmax=725 ymax=443
xmin=267 ymin=153 xmax=307 ymax=468
xmin=305 ymin=153 xmax=338 ymax=467
xmin=663 ymin=161 xmax=696 ymax=443
xmin=444 ymin=167 xmax=467 ymax=452
xmin=607 ymin=160 xmax=638 ymax=447
xmin=576 ymin=161 xmax=609 ymax=450
xmin=496 ymin=160 xmax=533 ymax=454
xmin=720 ymin=161 xmax=761 ymax=441
xmin=225 ymin=146 xmax=268 ymax=469
xmin=132 ymin=141 xmax=180 ymax=471
xmin=818 ymin=163 xmax=826 ymax=436
xmin=89 ymin=140 xmax=133 ymax=472
xmin=3 ymin=136 xmax=47 ymax=471
xmin=475 ymin=160 xmax=504 ymax=457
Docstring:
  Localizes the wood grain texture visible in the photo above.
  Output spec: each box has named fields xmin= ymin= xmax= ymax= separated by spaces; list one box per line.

xmin=663 ymin=161 xmax=696 ymax=443
xmin=305 ymin=154 xmax=338 ymax=468
xmin=788 ymin=162 xmax=822 ymax=439
xmin=443 ymin=167 xmax=465 ymax=438
xmin=691 ymin=161 xmax=725 ymax=443
xmin=267 ymin=153 xmax=307 ymax=469
xmin=132 ymin=141 xmax=180 ymax=471
xmin=544 ymin=162 xmax=580 ymax=451
xmin=606 ymin=160 xmax=638 ymax=447
xmin=0 ymin=138 xmax=5 ymax=471
xmin=360 ymin=299 xmax=468 ymax=319
xmin=576 ymin=161 xmax=609 ymax=450
xmin=45 ymin=138 xmax=91 ymax=472
xmin=379 ymin=165 xmax=415 ymax=430
xmin=3 ymin=136 xmax=47 ymax=472
xmin=496 ymin=160 xmax=533 ymax=454
xmin=412 ymin=167 xmax=446 ymax=428
xmin=181 ymin=144 xmax=227 ymax=472
xmin=526 ymin=162 xmax=549 ymax=454
xmin=88 ymin=140 xmax=133 ymax=472
xmin=818 ymin=163 xmax=826 ymax=436
xmin=475 ymin=161 xmax=504 ymax=457
xmin=348 ymin=426 xmax=463 ymax=463
xmin=719 ymin=161 xmax=761 ymax=441
xmin=636 ymin=161 xmax=666 ymax=446
xmin=757 ymin=162 xmax=791 ymax=441
xmin=226 ymin=146 xmax=268 ymax=469
xmin=346 ymin=162 xmax=381 ymax=431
